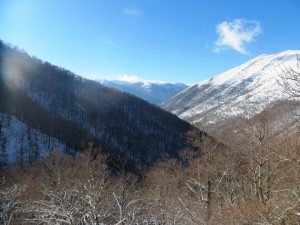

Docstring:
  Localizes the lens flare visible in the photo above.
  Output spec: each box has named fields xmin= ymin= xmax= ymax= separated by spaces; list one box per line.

xmin=2 ymin=50 xmax=26 ymax=92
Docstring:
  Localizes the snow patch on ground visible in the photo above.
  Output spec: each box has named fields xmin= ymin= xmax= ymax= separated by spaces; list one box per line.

xmin=0 ymin=112 xmax=69 ymax=165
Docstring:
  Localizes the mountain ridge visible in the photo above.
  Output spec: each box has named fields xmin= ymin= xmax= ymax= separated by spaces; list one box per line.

xmin=0 ymin=40 xmax=200 ymax=167
xmin=161 ymin=50 xmax=300 ymax=130
xmin=98 ymin=79 xmax=188 ymax=104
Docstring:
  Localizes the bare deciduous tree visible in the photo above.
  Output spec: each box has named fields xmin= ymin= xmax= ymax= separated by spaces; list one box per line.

xmin=0 ymin=181 xmax=26 ymax=225
xmin=278 ymin=55 xmax=300 ymax=98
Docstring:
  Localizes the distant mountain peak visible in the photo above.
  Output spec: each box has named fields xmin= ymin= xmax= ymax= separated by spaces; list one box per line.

xmin=97 ymin=79 xmax=188 ymax=104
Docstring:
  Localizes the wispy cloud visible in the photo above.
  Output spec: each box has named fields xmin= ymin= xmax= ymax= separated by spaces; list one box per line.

xmin=214 ymin=19 xmax=262 ymax=54
xmin=122 ymin=7 xmax=143 ymax=17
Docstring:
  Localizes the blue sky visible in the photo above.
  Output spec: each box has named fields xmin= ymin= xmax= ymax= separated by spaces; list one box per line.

xmin=1 ymin=0 xmax=300 ymax=84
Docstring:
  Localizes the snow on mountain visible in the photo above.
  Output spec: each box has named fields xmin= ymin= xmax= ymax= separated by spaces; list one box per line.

xmin=161 ymin=50 xmax=300 ymax=127
xmin=0 ymin=112 xmax=69 ymax=166
xmin=98 ymin=79 xmax=188 ymax=104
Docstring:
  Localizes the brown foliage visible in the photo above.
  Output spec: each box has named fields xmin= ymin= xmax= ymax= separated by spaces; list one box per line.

xmin=2 ymin=114 xmax=300 ymax=224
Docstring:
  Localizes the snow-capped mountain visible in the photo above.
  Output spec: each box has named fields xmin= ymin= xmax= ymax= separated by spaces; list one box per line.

xmin=161 ymin=50 xmax=300 ymax=128
xmin=98 ymin=80 xmax=188 ymax=104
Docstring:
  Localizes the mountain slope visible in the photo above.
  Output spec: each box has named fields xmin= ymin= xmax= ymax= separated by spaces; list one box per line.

xmin=99 ymin=80 xmax=187 ymax=104
xmin=0 ymin=40 xmax=199 ymax=166
xmin=0 ymin=112 xmax=70 ymax=168
xmin=161 ymin=50 xmax=300 ymax=129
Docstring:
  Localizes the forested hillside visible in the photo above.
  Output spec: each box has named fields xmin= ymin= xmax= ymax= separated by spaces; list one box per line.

xmin=0 ymin=40 xmax=198 ymax=166
xmin=2 ymin=117 xmax=300 ymax=224
xmin=1 ymin=39 xmax=300 ymax=225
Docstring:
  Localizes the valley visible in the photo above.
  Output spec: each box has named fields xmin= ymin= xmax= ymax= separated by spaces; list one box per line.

xmin=1 ymin=0 xmax=300 ymax=223
xmin=1 ymin=40 xmax=300 ymax=224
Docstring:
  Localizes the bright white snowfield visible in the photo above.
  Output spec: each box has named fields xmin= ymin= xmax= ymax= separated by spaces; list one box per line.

xmin=161 ymin=50 xmax=300 ymax=125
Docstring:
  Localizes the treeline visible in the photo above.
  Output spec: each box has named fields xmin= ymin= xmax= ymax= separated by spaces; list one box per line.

xmin=0 ymin=40 xmax=196 ymax=165
xmin=2 ymin=110 xmax=300 ymax=225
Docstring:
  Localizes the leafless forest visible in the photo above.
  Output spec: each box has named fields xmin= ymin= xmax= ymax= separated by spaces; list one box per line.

xmin=2 ymin=111 xmax=300 ymax=225
xmin=1 ymin=43 xmax=300 ymax=225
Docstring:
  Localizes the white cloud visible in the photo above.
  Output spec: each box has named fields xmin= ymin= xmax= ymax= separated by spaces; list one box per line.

xmin=116 ymin=74 xmax=164 ymax=83
xmin=214 ymin=19 xmax=262 ymax=54
xmin=123 ymin=7 xmax=143 ymax=17
xmin=117 ymin=74 xmax=141 ymax=82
